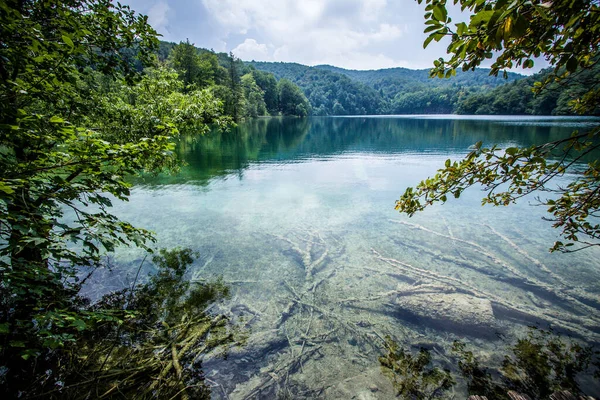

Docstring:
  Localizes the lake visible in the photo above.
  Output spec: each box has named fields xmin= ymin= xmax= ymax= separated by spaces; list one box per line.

xmin=92 ymin=116 xmax=600 ymax=398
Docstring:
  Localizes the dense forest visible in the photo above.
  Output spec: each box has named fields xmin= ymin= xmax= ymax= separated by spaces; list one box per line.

xmin=150 ymin=40 xmax=600 ymax=117
xmin=248 ymin=61 xmax=600 ymax=116
xmin=153 ymin=41 xmax=310 ymax=119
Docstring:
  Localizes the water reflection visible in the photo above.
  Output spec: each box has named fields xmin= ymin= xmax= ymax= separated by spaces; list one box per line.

xmin=135 ymin=116 xmax=599 ymax=187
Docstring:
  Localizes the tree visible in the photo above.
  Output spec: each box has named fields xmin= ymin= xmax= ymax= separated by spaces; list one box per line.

xmin=277 ymin=78 xmax=311 ymax=116
xmin=397 ymin=0 xmax=600 ymax=252
xmin=169 ymin=39 xmax=201 ymax=90
xmin=0 ymin=1 xmax=229 ymax=394
xmin=169 ymin=41 xmax=224 ymax=90
xmin=252 ymin=69 xmax=279 ymax=115
xmin=241 ymin=73 xmax=267 ymax=118
xmin=197 ymin=51 xmax=223 ymax=87
xmin=222 ymin=52 xmax=245 ymax=121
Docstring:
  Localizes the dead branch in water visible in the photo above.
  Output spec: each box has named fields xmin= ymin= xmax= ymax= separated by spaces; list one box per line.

xmin=390 ymin=220 xmax=600 ymax=324
xmin=371 ymin=248 xmax=599 ymax=341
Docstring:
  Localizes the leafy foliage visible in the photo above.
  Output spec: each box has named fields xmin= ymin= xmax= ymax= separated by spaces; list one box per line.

xmin=0 ymin=1 xmax=232 ymax=397
xmin=396 ymin=132 xmax=600 ymax=252
xmin=397 ymin=0 xmax=600 ymax=252
xmin=417 ymin=0 xmax=599 ymax=82
xmin=380 ymin=337 xmax=455 ymax=399
xmin=1 ymin=248 xmax=237 ymax=399
xmin=277 ymin=79 xmax=311 ymax=117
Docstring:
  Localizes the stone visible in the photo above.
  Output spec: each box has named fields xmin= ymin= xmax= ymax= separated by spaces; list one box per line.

xmin=395 ymin=292 xmax=497 ymax=335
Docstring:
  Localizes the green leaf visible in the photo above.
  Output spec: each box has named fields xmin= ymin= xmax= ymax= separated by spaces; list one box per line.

xmin=424 ymin=35 xmax=435 ymax=49
xmin=433 ymin=5 xmax=446 ymax=21
xmin=72 ymin=319 xmax=87 ymax=331
xmin=424 ymin=25 xmax=439 ymax=33
xmin=470 ymin=10 xmax=494 ymax=27
xmin=0 ymin=182 xmax=14 ymax=194
xmin=456 ymin=22 xmax=467 ymax=36
xmin=62 ymin=34 xmax=74 ymax=49
xmin=566 ymin=56 xmax=578 ymax=73
xmin=0 ymin=323 xmax=9 ymax=334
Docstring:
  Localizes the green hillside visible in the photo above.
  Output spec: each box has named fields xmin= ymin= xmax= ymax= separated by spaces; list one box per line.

xmin=248 ymin=62 xmax=382 ymax=115
xmin=313 ymin=64 xmax=522 ymax=89
xmin=249 ymin=61 xmax=527 ymax=115
xmin=154 ymin=42 xmax=599 ymax=117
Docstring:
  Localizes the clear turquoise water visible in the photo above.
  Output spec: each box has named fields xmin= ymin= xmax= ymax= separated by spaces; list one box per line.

xmin=91 ymin=116 xmax=600 ymax=398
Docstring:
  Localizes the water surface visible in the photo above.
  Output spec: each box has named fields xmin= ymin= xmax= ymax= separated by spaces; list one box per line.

xmin=96 ymin=116 xmax=600 ymax=398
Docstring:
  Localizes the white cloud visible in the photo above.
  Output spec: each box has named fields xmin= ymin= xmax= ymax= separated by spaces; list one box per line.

xmin=147 ymin=1 xmax=171 ymax=35
xmin=232 ymin=39 xmax=270 ymax=61
xmin=203 ymin=0 xmax=407 ymax=69
xmin=370 ymin=23 xmax=405 ymax=42
xmin=200 ymin=0 xmax=412 ymax=69
xmin=122 ymin=0 xmax=469 ymax=71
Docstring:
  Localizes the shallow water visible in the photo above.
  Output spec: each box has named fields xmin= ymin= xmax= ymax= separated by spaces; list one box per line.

xmin=92 ymin=116 xmax=600 ymax=398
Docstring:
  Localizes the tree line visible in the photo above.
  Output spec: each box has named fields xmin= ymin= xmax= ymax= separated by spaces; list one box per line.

xmin=249 ymin=61 xmax=600 ymax=116
xmin=158 ymin=40 xmax=310 ymax=119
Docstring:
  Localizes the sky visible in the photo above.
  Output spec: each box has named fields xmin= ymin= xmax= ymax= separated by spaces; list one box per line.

xmin=121 ymin=0 xmax=545 ymax=73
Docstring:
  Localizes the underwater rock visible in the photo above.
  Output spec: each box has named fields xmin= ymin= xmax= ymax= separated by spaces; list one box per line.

xmin=323 ymin=368 xmax=396 ymax=399
xmin=395 ymin=292 xmax=497 ymax=335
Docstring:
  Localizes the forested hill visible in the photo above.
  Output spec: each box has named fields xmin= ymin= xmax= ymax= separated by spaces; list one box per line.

xmin=247 ymin=61 xmax=600 ymax=116
xmin=248 ymin=62 xmax=382 ymax=115
xmin=313 ymin=64 xmax=522 ymax=88
xmin=248 ymin=61 xmax=525 ymax=115
xmin=154 ymin=40 xmax=600 ymax=117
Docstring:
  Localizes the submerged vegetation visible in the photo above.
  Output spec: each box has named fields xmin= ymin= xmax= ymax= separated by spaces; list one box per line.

xmin=380 ymin=336 xmax=455 ymax=399
xmin=381 ymin=329 xmax=599 ymax=399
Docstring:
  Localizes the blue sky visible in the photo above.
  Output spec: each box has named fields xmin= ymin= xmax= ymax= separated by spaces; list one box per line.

xmin=122 ymin=0 xmax=545 ymax=72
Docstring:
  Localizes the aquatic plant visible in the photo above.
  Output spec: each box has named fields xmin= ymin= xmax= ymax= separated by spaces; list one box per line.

xmin=381 ymin=329 xmax=599 ymax=399
xmin=452 ymin=328 xmax=599 ymax=399
xmin=379 ymin=335 xmax=455 ymax=399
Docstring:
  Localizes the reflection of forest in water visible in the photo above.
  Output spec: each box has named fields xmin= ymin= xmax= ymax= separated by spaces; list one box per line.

xmin=134 ymin=116 xmax=600 ymax=187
